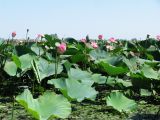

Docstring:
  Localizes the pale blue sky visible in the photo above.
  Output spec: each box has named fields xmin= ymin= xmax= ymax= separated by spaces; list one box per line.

xmin=0 ymin=0 xmax=160 ymax=40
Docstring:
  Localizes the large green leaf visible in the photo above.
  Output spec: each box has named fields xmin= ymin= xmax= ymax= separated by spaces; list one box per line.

xmin=115 ymin=78 xmax=132 ymax=87
xmin=47 ymin=78 xmax=70 ymax=100
xmin=4 ymin=61 xmax=17 ymax=76
xmin=141 ymin=64 xmax=159 ymax=80
xmin=89 ymin=49 xmax=108 ymax=60
xmin=16 ymin=89 xmax=71 ymax=120
xmin=32 ymin=58 xmax=63 ymax=83
xmin=122 ymin=57 xmax=138 ymax=72
xmin=31 ymin=43 xmax=44 ymax=56
xmin=12 ymin=54 xmax=21 ymax=68
xmin=106 ymin=77 xmax=116 ymax=87
xmin=71 ymin=53 xmax=86 ymax=63
xmin=4 ymin=54 xmax=35 ymax=76
xmin=48 ymin=78 xmax=67 ymax=91
xmin=106 ymin=91 xmax=137 ymax=112
xmin=66 ymin=78 xmax=98 ymax=102
xmin=63 ymin=60 xmax=72 ymax=72
xmin=106 ymin=77 xmax=132 ymax=87
xmin=91 ymin=74 xmax=107 ymax=84
xmin=98 ymin=61 xmax=129 ymax=76
xmin=90 ymin=49 xmax=121 ymax=65
xmin=48 ymin=78 xmax=98 ymax=102
xmin=138 ymin=58 xmax=160 ymax=67
xmin=68 ymin=68 xmax=94 ymax=86
xmin=19 ymin=54 xmax=35 ymax=71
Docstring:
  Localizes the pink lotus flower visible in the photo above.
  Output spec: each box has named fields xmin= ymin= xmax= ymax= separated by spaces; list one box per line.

xmin=37 ymin=34 xmax=44 ymax=39
xmin=91 ymin=42 xmax=98 ymax=48
xmin=37 ymin=34 xmax=42 ymax=38
xmin=80 ymin=38 xmax=86 ymax=43
xmin=12 ymin=32 xmax=16 ymax=38
xmin=57 ymin=43 xmax=67 ymax=54
xmin=98 ymin=35 xmax=103 ymax=40
xmin=109 ymin=37 xmax=117 ymax=43
xmin=106 ymin=45 xmax=114 ymax=50
xmin=156 ymin=35 xmax=160 ymax=41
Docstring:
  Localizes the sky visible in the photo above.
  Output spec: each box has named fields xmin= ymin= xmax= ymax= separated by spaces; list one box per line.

xmin=0 ymin=0 xmax=160 ymax=40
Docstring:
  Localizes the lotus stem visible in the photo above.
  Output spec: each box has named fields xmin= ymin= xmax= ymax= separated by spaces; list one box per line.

xmin=84 ymin=45 xmax=87 ymax=70
xmin=11 ymin=96 xmax=15 ymax=120
xmin=55 ymin=52 xmax=58 ymax=78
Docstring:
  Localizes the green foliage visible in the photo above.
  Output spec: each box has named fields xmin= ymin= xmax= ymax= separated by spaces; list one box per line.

xmin=16 ymin=89 xmax=71 ymax=120
xmin=106 ymin=77 xmax=132 ymax=88
xmin=32 ymin=57 xmax=63 ymax=83
xmin=44 ymin=34 xmax=60 ymax=48
xmin=48 ymin=78 xmax=98 ymax=102
xmin=4 ymin=60 xmax=17 ymax=76
xmin=92 ymin=74 xmax=107 ymax=84
xmin=1 ymin=36 xmax=160 ymax=118
xmin=31 ymin=43 xmax=44 ymax=56
xmin=89 ymin=49 xmax=108 ymax=61
xmin=106 ymin=91 xmax=137 ymax=112
xmin=68 ymin=68 xmax=94 ymax=86
xmin=4 ymin=54 xmax=35 ymax=76
xmin=141 ymin=64 xmax=159 ymax=80
xmin=12 ymin=54 xmax=21 ymax=68
xmin=140 ymin=89 xmax=152 ymax=96
xmin=98 ymin=61 xmax=129 ymax=76
xmin=19 ymin=54 xmax=35 ymax=71
xmin=0 ymin=105 xmax=6 ymax=108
